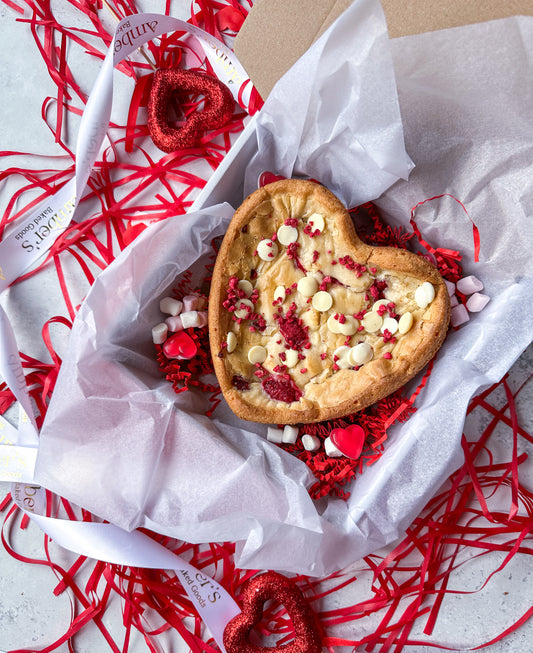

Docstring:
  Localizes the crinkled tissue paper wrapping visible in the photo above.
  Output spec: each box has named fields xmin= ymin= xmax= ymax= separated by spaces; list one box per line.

xmin=36 ymin=0 xmax=533 ymax=576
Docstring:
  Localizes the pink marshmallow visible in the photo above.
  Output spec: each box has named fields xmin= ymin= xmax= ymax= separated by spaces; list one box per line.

xmin=444 ymin=279 xmax=456 ymax=296
xmin=456 ymin=275 xmax=483 ymax=295
xmin=466 ymin=292 xmax=490 ymax=313
xmin=197 ymin=310 xmax=208 ymax=327
xmin=165 ymin=315 xmax=183 ymax=332
xmin=450 ymin=294 xmax=459 ymax=308
xmin=183 ymin=294 xmax=201 ymax=312
xmin=451 ymin=304 xmax=470 ymax=327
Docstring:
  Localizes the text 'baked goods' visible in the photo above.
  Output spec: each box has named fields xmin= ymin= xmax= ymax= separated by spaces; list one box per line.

xmin=209 ymin=179 xmax=450 ymax=424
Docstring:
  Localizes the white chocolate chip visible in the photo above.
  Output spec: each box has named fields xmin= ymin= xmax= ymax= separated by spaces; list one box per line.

xmin=273 ymin=285 xmax=286 ymax=303
xmin=284 ymin=349 xmax=299 ymax=368
xmin=267 ymin=426 xmax=284 ymax=443
xmin=297 ymin=276 xmax=319 ymax=297
xmin=301 ymin=433 xmax=321 ymax=451
xmin=152 ymin=323 xmax=168 ymax=344
xmin=277 ymin=224 xmax=299 ymax=245
xmin=282 ymin=425 xmax=299 ymax=444
xmin=349 ymin=342 xmax=373 ymax=366
xmin=381 ymin=317 xmax=399 ymax=335
xmin=248 ymin=345 xmax=267 ymax=364
xmin=398 ymin=312 xmax=414 ymax=334
xmin=334 ymin=346 xmax=352 ymax=369
xmin=238 ymin=280 xmax=254 ymax=297
xmin=234 ymin=298 xmax=254 ymax=319
xmin=226 ymin=331 xmax=237 ymax=353
xmin=312 ymin=290 xmax=333 ymax=312
xmin=160 ymin=297 xmax=183 ymax=316
xmin=327 ymin=314 xmax=342 ymax=334
xmin=257 ymin=238 xmax=278 ymax=261
xmin=339 ymin=315 xmax=358 ymax=336
xmin=307 ymin=212 xmax=325 ymax=233
xmin=324 ymin=436 xmax=343 ymax=457
xmin=372 ymin=299 xmax=389 ymax=311
xmin=362 ymin=311 xmax=383 ymax=333
xmin=415 ymin=282 xmax=435 ymax=308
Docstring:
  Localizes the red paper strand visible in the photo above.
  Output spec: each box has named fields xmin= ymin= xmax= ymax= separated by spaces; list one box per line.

xmin=0 ymin=1 xmax=531 ymax=652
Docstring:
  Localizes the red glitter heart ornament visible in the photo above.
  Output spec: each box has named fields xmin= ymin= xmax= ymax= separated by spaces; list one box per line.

xmin=163 ymin=331 xmax=198 ymax=359
xmin=330 ymin=423 xmax=366 ymax=459
xmin=147 ymin=68 xmax=234 ymax=153
xmin=223 ymin=571 xmax=322 ymax=653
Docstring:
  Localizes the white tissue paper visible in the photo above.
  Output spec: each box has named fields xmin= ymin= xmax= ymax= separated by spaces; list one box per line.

xmin=35 ymin=3 xmax=533 ymax=576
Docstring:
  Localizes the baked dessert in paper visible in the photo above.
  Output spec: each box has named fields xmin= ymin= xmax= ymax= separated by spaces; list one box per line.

xmin=209 ymin=179 xmax=450 ymax=424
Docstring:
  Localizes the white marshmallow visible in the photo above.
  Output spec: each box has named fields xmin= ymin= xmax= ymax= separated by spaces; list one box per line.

xmin=267 ymin=426 xmax=284 ymax=443
xmin=165 ymin=316 xmax=183 ymax=332
xmin=466 ymin=292 xmax=490 ymax=313
xmin=301 ymin=434 xmax=321 ymax=451
xmin=324 ymin=436 xmax=343 ymax=457
xmin=160 ymin=297 xmax=183 ymax=316
xmin=180 ymin=311 xmax=201 ymax=328
xmin=450 ymin=294 xmax=459 ymax=308
xmin=152 ymin=323 xmax=168 ymax=344
xmin=456 ymin=275 xmax=483 ymax=295
xmin=450 ymin=304 xmax=470 ymax=327
xmin=282 ymin=425 xmax=299 ymax=444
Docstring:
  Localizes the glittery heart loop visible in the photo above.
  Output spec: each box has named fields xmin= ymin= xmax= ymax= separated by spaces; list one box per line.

xmin=223 ymin=571 xmax=322 ymax=653
xmin=147 ymin=68 xmax=234 ymax=153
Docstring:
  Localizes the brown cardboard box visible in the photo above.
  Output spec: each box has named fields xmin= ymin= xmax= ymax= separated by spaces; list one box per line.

xmin=235 ymin=0 xmax=533 ymax=99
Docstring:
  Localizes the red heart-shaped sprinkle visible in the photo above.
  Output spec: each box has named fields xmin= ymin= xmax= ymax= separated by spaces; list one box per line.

xmin=223 ymin=571 xmax=322 ymax=653
xmin=163 ymin=331 xmax=198 ymax=359
xmin=330 ymin=424 xmax=366 ymax=459
xmin=148 ymin=69 xmax=234 ymax=153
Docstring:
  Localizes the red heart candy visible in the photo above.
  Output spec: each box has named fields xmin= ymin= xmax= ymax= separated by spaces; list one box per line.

xmin=163 ymin=332 xmax=198 ymax=360
xmin=258 ymin=171 xmax=286 ymax=187
xmin=223 ymin=571 xmax=322 ymax=653
xmin=330 ymin=424 xmax=366 ymax=459
xmin=147 ymin=69 xmax=234 ymax=153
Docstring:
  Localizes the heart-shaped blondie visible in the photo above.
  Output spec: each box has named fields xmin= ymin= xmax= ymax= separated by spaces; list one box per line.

xmin=209 ymin=179 xmax=450 ymax=424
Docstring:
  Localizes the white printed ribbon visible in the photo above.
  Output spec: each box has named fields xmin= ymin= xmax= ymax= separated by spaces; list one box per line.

xmin=0 ymin=12 xmax=253 ymax=296
xmin=0 ymin=11 xmax=254 ymax=476
xmin=11 ymin=483 xmax=240 ymax=651
xmin=0 ymin=12 xmax=253 ymax=650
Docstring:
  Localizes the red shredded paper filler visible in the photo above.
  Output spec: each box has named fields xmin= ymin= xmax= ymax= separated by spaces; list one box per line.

xmin=0 ymin=1 xmax=531 ymax=652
